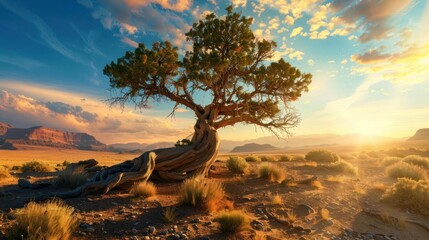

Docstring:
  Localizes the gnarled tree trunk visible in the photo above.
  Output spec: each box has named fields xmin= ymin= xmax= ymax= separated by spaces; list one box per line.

xmin=49 ymin=107 xmax=220 ymax=199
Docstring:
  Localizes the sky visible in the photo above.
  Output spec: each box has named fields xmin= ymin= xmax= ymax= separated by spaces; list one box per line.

xmin=0 ymin=0 xmax=428 ymax=144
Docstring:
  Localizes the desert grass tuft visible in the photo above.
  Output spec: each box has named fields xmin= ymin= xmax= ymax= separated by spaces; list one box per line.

xmin=403 ymin=155 xmax=429 ymax=170
xmin=258 ymin=163 xmax=286 ymax=183
xmin=373 ymin=182 xmax=387 ymax=192
xmin=162 ymin=206 xmax=178 ymax=223
xmin=382 ymin=178 xmax=429 ymax=216
xmin=381 ymin=157 xmax=402 ymax=167
xmin=226 ymin=156 xmax=249 ymax=174
xmin=21 ymin=161 xmax=51 ymax=173
xmin=305 ymin=150 xmax=339 ymax=163
xmin=214 ymin=210 xmax=250 ymax=234
xmin=245 ymin=155 xmax=261 ymax=162
xmin=130 ymin=181 xmax=157 ymax=199
xmin=261 ymin=155 xmax=278 ymax=162
xmin=287 ymin=210 xmax=297 ymax=223
xmin=327 ymin=160 xmax=358 ymax=175
xmin=0 ymin=165 xmax=12 ymax=180
xmin=57 ymin=165 xmax=87 ymax=189
xmin=303 ymin=161 xmax=318 ymax=167
xmin=179 ymin=177 xmax=225 ymax=212
xmin=320 ymin=208 xmax=330 ymax=220
xmin=291 ymin=155 xmax=305 ymax=161
xmin=326 ymin=175 xmax=344 ymax=183
xmin=279 ymin=155 xmax=291 ymax=161
xmin=271 ymin=193 xmax=283 ymax=205
xmin=386 ymin=162 xmax=428 ymax=181
xmin=311 ymin=180 xmax=323 ymax=189
xmin=7 ymin=200 xmax=78 ymax=240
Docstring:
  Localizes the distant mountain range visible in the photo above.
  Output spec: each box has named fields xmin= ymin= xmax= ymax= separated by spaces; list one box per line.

xmin=230 ymin=143 xmax=280 ymax=153
xmin=0 ymin=122 xmax=106 ymax=150
xmin=408 ymin=128 xmax=429 ymax=141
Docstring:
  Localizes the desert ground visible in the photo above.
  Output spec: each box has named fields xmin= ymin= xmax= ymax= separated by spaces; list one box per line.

xmin=1 ymin=142 xmax=429 ymax=240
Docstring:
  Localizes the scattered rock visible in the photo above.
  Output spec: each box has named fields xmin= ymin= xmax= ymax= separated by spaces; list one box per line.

xmin=294 ymin=204 xmax=315 ymax=217
xmin=148 ymin=226 xmax=156 ymax=234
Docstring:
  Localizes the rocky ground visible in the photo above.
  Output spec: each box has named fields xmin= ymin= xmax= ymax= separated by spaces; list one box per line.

xmin=1 ymin=152 xmax=429 ymax=240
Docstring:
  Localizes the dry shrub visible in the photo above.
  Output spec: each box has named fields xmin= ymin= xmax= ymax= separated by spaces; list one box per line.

xmin=279 ymin=155 xmax=291 ymax=161
xmin=386 ymin=162 xmax=428 ymax=181
xmin=130 ymin=181 xmax=157 ymax=198
xmin=21 ymin=161 xmax=51 ymax=173
xmin=7 ymin=200 xmax=78 ymax=240
xmin=162 ymin=206 xmax=178 ymax=223
xmin=291 ymin=155 xmax=305 ymax=161
xmin=303 ymin=161 xmax=318 ymax=167
xmin=57 ymin=165 xmax=87 ymax=189
xmin=403 ymin=155 xmax=429 ymax=170
xmin=258 ymin=164 xmax=286 ymax=183
xmin=311 ymin=180 xmax=323 ymax=189
xmin=271 ymin=193 xmax=282 ymax=205
xmin=0 ymin=166 xmax=12 ymax=180
xmin=305 ymin=150 xmax=339 ymax=163
xmin=382 ymin=178 xmax=429 ymax=216
xmin=261 ymin=155 xmax=278 ymax=162
xmin=286 ymin=210 xmax=297 ymax=223
xmin=326 ymin=175 xmax=344 ymax=183
xmin=214 ymin=210 xmax=250 ymax=234
xmin=320 ymin=208 xmax=330 ymax=220
xmin=245 ymin=155 xmax=261 ymax=162
xmin=381 ymin=157 xmax=402 ymax=167
xmin=226 ymin=156 xmax=249 ymax=173
xmin=179 ymin=177 xmax=225 ymax=211
xmin=373 ymin=182 xmax=387 ymax=192
xmin=353 ymin=186 xmax=366 ymax=195
xmin=327 ymin=160 xmax=358 ymax=175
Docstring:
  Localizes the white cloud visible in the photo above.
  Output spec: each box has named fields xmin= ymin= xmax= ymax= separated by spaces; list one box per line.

xmin=290 ymin=27 xmax=303 ymax=37
xmin=307 ymin=59 xmax=315 ymax=66
xmin=231 ymin=0 xmax=247 ymax=8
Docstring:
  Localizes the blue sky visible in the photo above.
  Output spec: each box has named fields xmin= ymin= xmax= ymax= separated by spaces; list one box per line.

xmin=0 ymin=0 xmax=428 ymax=144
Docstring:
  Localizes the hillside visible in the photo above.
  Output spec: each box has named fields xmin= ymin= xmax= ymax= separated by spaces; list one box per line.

xmin=408 ymin=128 xmax=429 ymax=141
xmin=0 ymin=122 xmax=106 ymax=150
xmin=0 ymin=122 xmax=12 ymax=136
xmin=230 ymin=143 xmax=280 ymax=153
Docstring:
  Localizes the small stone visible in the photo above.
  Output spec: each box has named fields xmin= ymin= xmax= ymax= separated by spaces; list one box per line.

xmin=148 ymin=226 xmax=156 ymax=234
xmin=190 ymin=218 xmax=200 ymax=223
xmin=144 ymin=236 xmax=150 ymax=240
xmin=86 ymin=227 xmax=95 ymax=233
xmin=192 ymin=224 xmax=199 ymax=230
xmin=131 ymin=228 xmax=139 ymax=235
xmin=95 ymin=213 xmax=103 ymax=218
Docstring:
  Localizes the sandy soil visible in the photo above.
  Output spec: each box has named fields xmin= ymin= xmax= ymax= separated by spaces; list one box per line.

xmin=1 ymin=146 xmax=429 ymax=240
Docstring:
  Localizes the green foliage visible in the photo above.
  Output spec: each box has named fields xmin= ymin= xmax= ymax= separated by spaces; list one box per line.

xmin=0 ymin=165 xmax=11 ymax=179
xmin=21 ymin=161 xmax=51 ymax=173
xmin=57 ymin=166 xmax=87 ymax=189
xmin=386 ymin=162 xmax=428 ymax=181
xmin=179 ymin=177 xmax=224 ymax=211
xmin=7 ymin=200 xmax=78 ymax=240
xmin=103 ymin=7 xmax=311 ymax=135
xmin=327 ymin=160 xmax=358 ymax=175
xmin=214 ymin=210 xmax=250 ymax=234
xmin=175 ymin=139 xmax=193 ymax=148
xmin=245 ymin=155 xmax=261 ymax=162
xmin=382 ymin=178 xmax=429 ymax=216
xmin=403 ymin=155 xmax=429 ymax=170
xmin=305 ymin=150 xmax=339 ymax=163
xmin=226 ymin=156 xmax=249 ymax=173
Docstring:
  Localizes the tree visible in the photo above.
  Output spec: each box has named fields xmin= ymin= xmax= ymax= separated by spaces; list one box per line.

xmin=54 ymin=7 xmax=311 ymax=197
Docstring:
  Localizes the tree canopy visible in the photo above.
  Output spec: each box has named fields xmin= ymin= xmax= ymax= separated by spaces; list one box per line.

xmin=104 ymin=6 xmax=312 ymax=136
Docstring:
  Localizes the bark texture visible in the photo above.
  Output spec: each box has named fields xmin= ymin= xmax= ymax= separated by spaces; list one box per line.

xmin=47 ymin=108 xmax=220 ymax=199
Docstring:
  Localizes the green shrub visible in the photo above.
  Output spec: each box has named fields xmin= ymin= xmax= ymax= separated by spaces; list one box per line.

xmin=11 ymin=165 xmax=20 ymax=171
xmin=7 ymin=200 xmax=78 ymax=240
xmin=130 ymin=181 xmax=157 ymax=198
xmin=386 ymin=162 xmax=428 ymax=181
xmin=57 ymin=166 xmax=87 ymax=189
xmin=261 ymin=155 xmax=278 ymax=162
xmin=403 ymin=155 xmax=429 ymax=170
xmin=226 ymin=156 xmax=249 ymax=173
xmin=305 ymin=150 xmax=339 ymax=163
xmin=179 ymin=177 xmax=224 ymax=211
xmin=381 ymin=157 xmax=402 ymax=167
xmin=0 ymin=166 xmax=12 ymax=179
xmin=327 ymin=160 xmax=358 ymax=175
xmin=214 ymin=210 xmax=250 ymax=234
xmin=245 ymin=155 xmax=261 ymax=162
xmin=279 ymin=155 xmax=291 ymax=161
xmin=258 ymin=163 xmax=286 ymax=183
xmin=382 ymin=178 xmax=429 ymax=215
xmin=21 ymin=161 xmax=51 ymax=173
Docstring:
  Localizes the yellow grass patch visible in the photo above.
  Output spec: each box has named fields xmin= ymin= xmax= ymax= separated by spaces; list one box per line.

xmin=214 ymin=210 xmax=250 ymax=234
xmin=130 ymin=181 xmax=157 ymax=199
